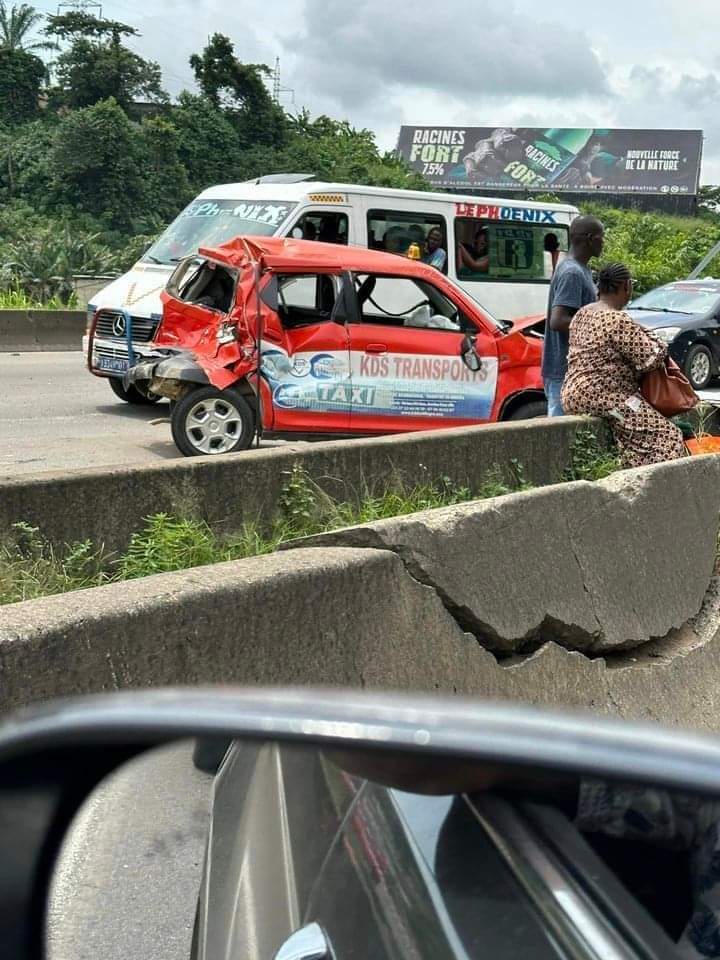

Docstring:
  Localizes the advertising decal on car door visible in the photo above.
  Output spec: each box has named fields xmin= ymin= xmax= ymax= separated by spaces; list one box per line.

xmin=261 ymin=345 xmax=498 ymax=419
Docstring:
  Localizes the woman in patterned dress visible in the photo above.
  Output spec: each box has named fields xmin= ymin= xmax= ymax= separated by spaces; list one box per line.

xmin=561 ymin=262 xmax=687 ymax=468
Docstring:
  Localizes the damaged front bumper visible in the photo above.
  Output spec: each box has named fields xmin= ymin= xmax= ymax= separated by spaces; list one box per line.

xmin=124 ymin=351 xmax=210 ymax=400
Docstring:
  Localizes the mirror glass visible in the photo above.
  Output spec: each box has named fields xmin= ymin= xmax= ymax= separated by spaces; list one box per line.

xmin=291 ymin=227 xmax=304 ymax=240
xmin=44 ymin=736 xmax=716 ymax=960
xmin=461 ymin=334 xmax=482 ymax=372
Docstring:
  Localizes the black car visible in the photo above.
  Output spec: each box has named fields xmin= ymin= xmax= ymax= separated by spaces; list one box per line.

xmin=627 ymin=279 xmax=720 ymax=389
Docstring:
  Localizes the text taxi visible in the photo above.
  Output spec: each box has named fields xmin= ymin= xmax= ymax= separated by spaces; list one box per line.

xmin=124 ymin=237 xmax=546 ymax=456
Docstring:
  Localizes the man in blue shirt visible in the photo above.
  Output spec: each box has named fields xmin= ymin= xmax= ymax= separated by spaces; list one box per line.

xmin=542 ymin=215 xmax=604 ymax=416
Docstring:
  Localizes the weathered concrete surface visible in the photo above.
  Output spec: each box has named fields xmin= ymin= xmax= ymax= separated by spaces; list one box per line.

xmin=3 ymin=542 xmax=720 ymax=733
xmin=0 ymin=310 xmax=86 ymax=352
xmin=0 ymin=548 xmax=481 ymax=713
xmin=289 ymin=456 xmax=720 ymax=654
xmin=0 ymin=417 xmax=602 ymax=557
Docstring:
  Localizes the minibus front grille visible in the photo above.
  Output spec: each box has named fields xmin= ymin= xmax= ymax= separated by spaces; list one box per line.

xmin=95 ymin=311 xmax=159 ymax=342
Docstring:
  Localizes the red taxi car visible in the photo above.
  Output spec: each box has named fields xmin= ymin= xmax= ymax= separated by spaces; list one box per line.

xmin=124 ymin=236 xmax=547 ymax=456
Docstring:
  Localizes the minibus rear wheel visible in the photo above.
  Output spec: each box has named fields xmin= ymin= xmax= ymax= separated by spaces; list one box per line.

xmin=171 ymin=385 xmax=255 ymax=457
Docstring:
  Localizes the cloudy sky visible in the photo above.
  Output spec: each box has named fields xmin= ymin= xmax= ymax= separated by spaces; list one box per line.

xmin=32 ymin=0 xmax=720 ymax=182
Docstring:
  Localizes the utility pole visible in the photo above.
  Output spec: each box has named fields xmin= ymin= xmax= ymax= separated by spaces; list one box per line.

xmin=271 ymin=57 xmax=295 ymax=105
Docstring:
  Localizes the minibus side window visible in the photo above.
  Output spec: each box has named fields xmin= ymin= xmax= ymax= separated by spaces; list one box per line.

xmin=366 ymin=210 xmax=448 ymax=274
xmin=290 ymin=212 xmax=349 ymax=245
xmin=455 ymin=218 xmax=569 ymax=283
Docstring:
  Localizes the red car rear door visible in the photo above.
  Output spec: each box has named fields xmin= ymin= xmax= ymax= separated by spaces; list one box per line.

xmin=261 ymin=272 xmax=352 ymax=434
xmin=346 ymin=271 xmax=499 ymax=433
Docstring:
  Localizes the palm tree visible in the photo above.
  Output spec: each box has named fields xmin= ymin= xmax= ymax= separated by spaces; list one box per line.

xmin=0 ymin=2 xmax=54 ymax=52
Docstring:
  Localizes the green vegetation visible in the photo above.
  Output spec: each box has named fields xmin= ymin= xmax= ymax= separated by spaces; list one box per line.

xmin=582 ymin=202 xmax=720 ymax=293
xmin=562 ymin=427 xmax=620 ymax=482
xmin=0 ymin=442 xmax=619 ymax=605
xmin=3 ymin=4 xmax=716 ymax=307
xmin=0 ymin=6 xmax=426 ymax=303
xmin=0 ymin=282 xmax=75 ymax=308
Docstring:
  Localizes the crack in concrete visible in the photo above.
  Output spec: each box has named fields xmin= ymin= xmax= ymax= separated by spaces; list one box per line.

xmin=339 ymin=536 xmax=720 ymax=672
xmin=317 ymin=535 xmax=606 ymax=663
xmin=285 ymin=466 xmax=720 ymax=670
xmin=562 ymin=511 xmax=603 ymax=643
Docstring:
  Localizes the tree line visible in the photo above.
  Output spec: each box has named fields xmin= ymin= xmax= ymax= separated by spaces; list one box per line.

xmin=0 ymin=3 xmax=424 ymax=293
xmin=1 ymin=2 xmax=719 ymax=301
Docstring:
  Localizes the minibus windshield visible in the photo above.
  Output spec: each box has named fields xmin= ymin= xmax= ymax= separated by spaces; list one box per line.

xmin=143 ymin=199 xmax=297 ymax=265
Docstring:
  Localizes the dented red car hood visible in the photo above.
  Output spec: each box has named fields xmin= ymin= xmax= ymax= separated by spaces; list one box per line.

xmin=509 ymin=313 xmax=545 ymax=334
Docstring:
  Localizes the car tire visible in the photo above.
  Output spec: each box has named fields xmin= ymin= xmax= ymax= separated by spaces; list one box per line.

xmin=108 ymin=376 xmax=160 ymax=405
xmin=683 ymin=344 xmax=713 ymax=390
xmin=171 ymin=386 xmax=255 ymax=457
xmin=506 ymin=399 xmax=548 ymax=421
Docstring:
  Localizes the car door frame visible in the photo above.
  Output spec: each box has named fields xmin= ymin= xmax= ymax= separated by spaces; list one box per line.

xmin=260 ymin=267 xmax=355 ymax=435
xmin=343 ymin=267 xmax=501 ymax=433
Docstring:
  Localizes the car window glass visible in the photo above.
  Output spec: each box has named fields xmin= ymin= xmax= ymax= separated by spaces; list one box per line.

xmin=277 ymin=274 xmax=339 ymax=328
xmin=455 ymin=218 xmax=569 ymax=282
xmin=291 ymin=211 xmax=349 ymax=245
xmin=168 ymin=257 xmax=235 ymax=312
xmin=306 ymin=782 xmax=567 ymax=959
xmin=353 ymin=273 xmax=466 ymax=331
xmin=631 ymin=284 xmax=720 ymax=314
xmin=144 ymin=198 xmax=297 ymax=264
xmin=367 ymin=209 xmax=448 ymax=273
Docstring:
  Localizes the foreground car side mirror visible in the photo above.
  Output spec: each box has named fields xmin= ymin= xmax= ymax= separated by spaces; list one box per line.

xmin=460 ymin=333 xmax=482 ymax=372
xmin=3 ymin=688 xmax=720 ymax=959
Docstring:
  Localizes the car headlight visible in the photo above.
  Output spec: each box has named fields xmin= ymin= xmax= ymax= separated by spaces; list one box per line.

xmin=651 ymin=326 xmax=681 ymax=343
xmin=85 ymin=305 xmax=96 ymax=336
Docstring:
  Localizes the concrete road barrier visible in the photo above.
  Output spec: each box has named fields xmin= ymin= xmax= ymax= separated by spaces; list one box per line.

xmin=0 ymin=548 xmax=480 ymax=712
xmin=0 ymin=310 xmax=85 ymax=352
xmin=289 ymin=456 xmax=720 ymax=656
xmin=4 ymin=418 xmax=720 ymax=730
xmin=2 ymin=531 xmax=720 ymax=732
xmin=0 ymin=417 xmax=605 ymax=557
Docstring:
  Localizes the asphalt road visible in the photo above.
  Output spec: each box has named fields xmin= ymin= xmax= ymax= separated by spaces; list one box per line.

xmin=1 ymin=351 xmax=179 ymax=478
xmin=0 ymin=351 xmax=297 ymax=479
xmin=46 ymin=742 xmax=214 ymax=960
xmin=3 ymin=351 xmax=720 ymax=480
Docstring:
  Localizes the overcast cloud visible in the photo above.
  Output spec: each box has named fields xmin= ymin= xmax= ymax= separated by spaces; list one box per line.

xmin=32 ymin=0 xmax=720 ymax=182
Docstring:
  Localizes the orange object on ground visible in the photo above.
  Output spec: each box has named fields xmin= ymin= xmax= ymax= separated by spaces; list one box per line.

xmin=686 ymin=436 xmax=720 ymax=455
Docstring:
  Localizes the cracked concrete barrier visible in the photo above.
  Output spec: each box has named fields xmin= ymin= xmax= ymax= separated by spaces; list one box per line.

xmin=3 ymin=538 xmax=720 ymax=733
xmin=287 ymin=456 xmax=720 ymax=655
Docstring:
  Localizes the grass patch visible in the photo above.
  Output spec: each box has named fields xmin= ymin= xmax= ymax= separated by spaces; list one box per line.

xmin=0 ymin=283 xmax=78 ymax=310
xmin=0 ymin=465 xmax=526 ymax=605
xmin=563 ymin=427 xmax=621 ymax=482
xmin=0 ymin=522 xmax=109 ymax=604
xmin=0 ymin=440 xmax=618 ymax=606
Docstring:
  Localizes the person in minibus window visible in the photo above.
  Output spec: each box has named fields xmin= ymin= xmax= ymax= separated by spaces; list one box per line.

xmin=459 ymin=227 xmax=489 ymax=273
xmin=385 ymin=225 xmax=411 ymax=255
xmin=423 ymin=227 xmax=447 ymax=272
xmin=543 ymin=232 xmax=564 ymax=273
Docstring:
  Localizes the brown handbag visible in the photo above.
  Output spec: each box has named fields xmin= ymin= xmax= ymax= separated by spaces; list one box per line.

xmin=640 ymin=358 xmax=699 ymax=417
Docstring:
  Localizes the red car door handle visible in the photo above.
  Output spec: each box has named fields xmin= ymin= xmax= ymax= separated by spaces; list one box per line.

xmin=365 ymin=343 xmax=388 ymax=354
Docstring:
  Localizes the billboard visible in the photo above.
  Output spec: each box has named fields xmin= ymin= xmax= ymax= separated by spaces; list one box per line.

xmin=396 ymin=127 xmax=703 ymax=196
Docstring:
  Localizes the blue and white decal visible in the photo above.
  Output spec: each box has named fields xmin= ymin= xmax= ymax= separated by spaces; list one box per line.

xmin=261 ymin=344 xmax=498 ymax=419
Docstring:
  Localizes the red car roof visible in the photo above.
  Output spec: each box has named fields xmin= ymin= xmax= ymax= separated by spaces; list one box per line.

xmin=198 ymin=235 xmax=445 ymax=281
